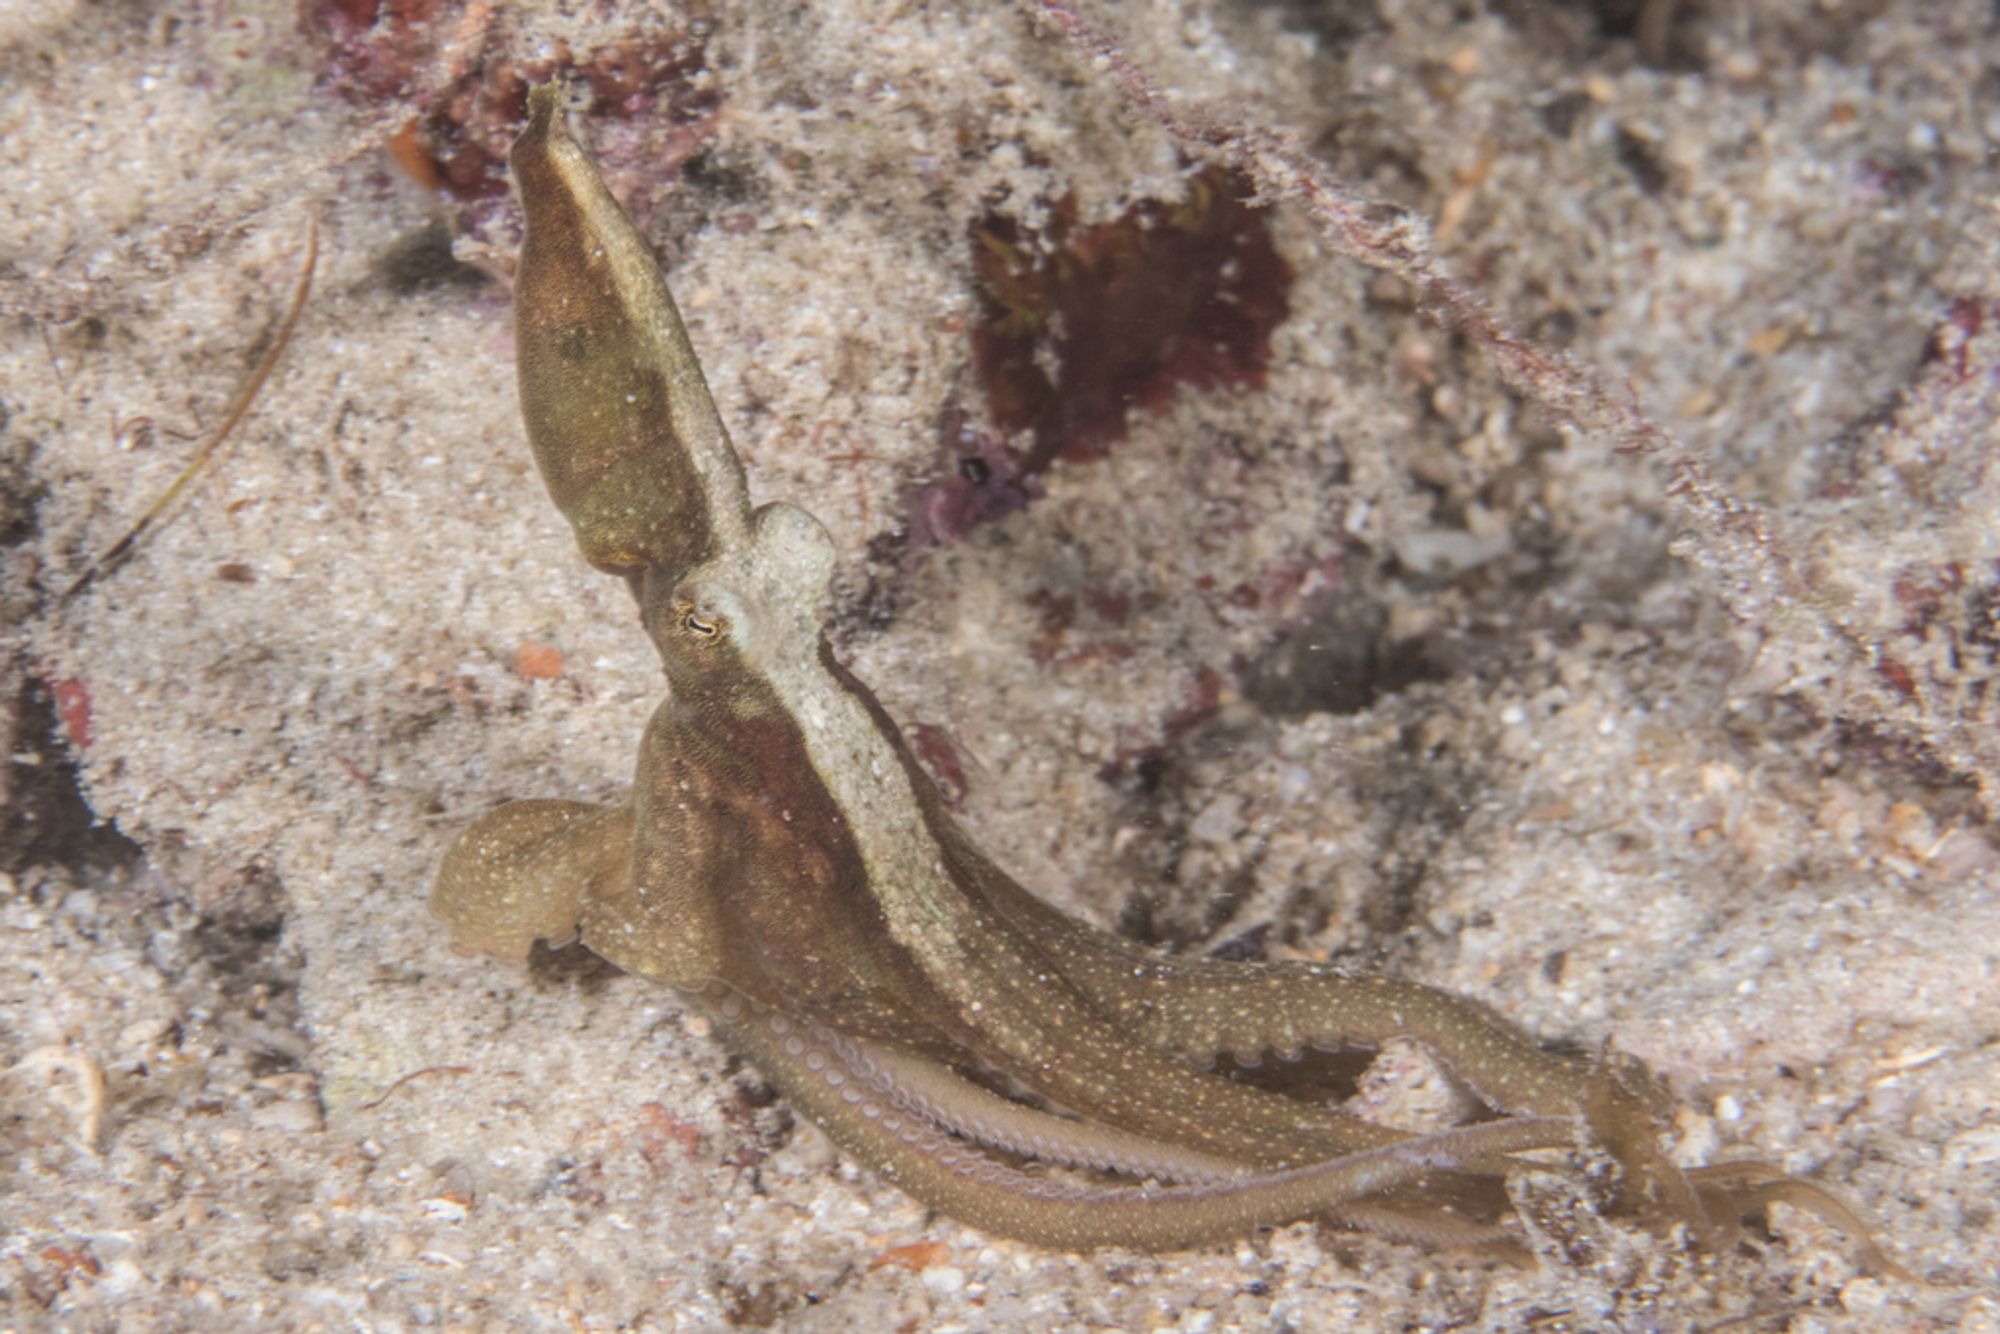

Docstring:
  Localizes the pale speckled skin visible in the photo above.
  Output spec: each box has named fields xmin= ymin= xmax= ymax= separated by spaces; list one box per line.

xmin=431 ymin=86 xmax=1868 ymax=1257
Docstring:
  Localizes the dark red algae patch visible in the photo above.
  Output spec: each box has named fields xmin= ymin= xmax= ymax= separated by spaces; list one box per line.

xmin=909 ymin=166 xmax=1290 ymax=547
xmin=308 ymin=1 xmax=718 ymax=243
xmin=971 ymin=165 xmax=1292 ymax=477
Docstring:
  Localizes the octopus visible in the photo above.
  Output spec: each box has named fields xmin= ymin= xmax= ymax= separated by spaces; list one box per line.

xmin=432 ymin=85 xmax=1895 ymax=1263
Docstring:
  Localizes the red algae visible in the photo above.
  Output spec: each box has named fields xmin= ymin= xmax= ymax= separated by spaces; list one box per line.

xmin=309 ymin=1 xmax=719 ymax=229
xmin=960 ymin=165 xmax=1291 ymax=494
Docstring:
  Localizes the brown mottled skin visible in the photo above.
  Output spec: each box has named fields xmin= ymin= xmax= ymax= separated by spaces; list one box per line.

xmin=433 ymin=85 xmax=1896 ymax=1261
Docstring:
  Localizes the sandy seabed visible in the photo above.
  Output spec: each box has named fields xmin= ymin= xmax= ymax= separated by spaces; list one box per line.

xmin=4 ymin=2 xmax=2000 ymax=1330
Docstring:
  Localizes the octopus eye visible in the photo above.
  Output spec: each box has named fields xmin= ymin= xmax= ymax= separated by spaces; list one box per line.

xmin=676 ymin=601 xmax=723 ymax=639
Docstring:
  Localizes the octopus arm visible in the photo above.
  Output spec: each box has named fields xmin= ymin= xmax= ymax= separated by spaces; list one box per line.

xmin=878 ymin=890 xmax=1424 ymax=1170
xmin=701 ymin=982 xmax=1576 ymax=1252
xmin=432 ymin=799 xmax=635 ymax=964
